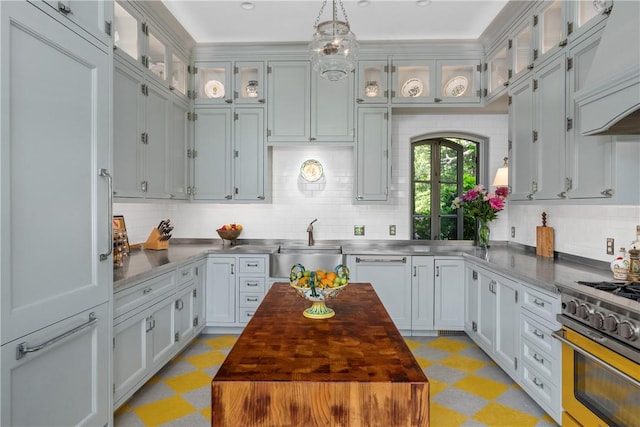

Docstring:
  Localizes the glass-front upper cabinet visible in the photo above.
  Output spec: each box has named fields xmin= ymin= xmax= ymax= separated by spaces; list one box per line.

xmin=194 ymin=62 xmax=233 ymax=105
xmin=234 ymin=62 xmax=265 ymax=104
xmin=356 ymin=60 xmax=389 ymax=104
xmin=538 ymin=0 xmax=565 ymax=59
xmin=113 ymin=1 xmax=142 ymax=67
xmin=437 ymin=60 xmax=481 ymax=103
xmin=568 ymin=0 xmax=611 ymax=41
xmin=511 ymin=17 xmax=534 ymax=82
xmin=391 ymin=60 xmax=435 ymax=104
xmin=487 ymin=44 xmax=509 ymax=98
xmin=146 ymin=28 xmax=167 ymax=82
xmin=171 ymin=53 xmax=187 ymax=96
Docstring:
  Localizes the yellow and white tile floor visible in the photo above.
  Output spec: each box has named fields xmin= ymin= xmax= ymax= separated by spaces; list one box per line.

xmin=114 ymin=334 xmax=558 ymax=427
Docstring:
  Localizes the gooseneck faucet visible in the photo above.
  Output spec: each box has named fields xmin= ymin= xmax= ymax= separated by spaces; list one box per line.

xmin=307 ymin=219 xmax=318 ymax=246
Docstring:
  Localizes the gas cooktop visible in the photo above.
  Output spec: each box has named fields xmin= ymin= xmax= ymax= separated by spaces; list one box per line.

xmin=577 ymin=281 xmax=640 ymax=301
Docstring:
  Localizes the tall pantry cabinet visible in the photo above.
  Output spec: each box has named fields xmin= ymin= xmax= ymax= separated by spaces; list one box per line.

xmin=0 ymin=1 xmax=113 ymax=426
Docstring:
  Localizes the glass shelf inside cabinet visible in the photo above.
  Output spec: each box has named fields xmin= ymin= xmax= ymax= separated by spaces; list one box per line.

xmin=147 ymin=32 xmax=166 ymax=81
xmin=113 ymin=2 xmax=138 ymax=61
xmin=394 ymin=64 xmax=431 ymax=101
xmin=440 ymin=64 xmax=475 ymax=99
xmin=489 ymin=47 xmax=509 ymax=93
xmin=235 ymin=62 xmax=264 ymax=103
xmin=514 ymin=25 xmax=532 ymax=75
xmin=197 ymin=66 xmax=229 ymax=101
xmin=171 ymin=54 xmax=186 ymax=95
xmin=541 ymin=0 xmax=563 ymax=55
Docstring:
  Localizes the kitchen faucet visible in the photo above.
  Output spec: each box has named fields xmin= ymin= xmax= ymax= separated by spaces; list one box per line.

xmin=307 ymin=219 xmax=318 ymax=246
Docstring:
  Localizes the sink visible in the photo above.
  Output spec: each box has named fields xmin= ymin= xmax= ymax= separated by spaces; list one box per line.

xmin=270 ymin=245 xmax=344 ymax=277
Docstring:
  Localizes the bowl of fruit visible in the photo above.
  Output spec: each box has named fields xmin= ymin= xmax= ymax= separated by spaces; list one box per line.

xmin=289 ymin=263 xmax=350 ymax=319
xmin=216 ymin=223 xmax=243 ymax=242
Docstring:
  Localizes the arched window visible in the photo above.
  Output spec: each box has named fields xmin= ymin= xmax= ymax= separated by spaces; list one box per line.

xmin=411 ymin=135 xmax=481 ymax=240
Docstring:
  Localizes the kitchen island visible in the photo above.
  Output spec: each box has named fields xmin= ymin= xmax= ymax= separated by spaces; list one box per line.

xmin=211 ymin=283 xmax=429 ymax=427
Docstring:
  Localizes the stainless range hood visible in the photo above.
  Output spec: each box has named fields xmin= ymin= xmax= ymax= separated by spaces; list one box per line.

xmin=575 ymin=1 xmax=640 ymax=135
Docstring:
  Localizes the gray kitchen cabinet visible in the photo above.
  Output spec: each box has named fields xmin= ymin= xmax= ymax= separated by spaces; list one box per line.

xmin=237 ymin=257 xmax=268 ymax=325
xmin=356 ymin=60 xmax=389 ymax=104
xmin=355 ymin=107 xmax=390 ymax=202
xmin=565 ymin=27 xmax=613 ymax=199
xmin=0 ymin=2 xmax=111 ymax=425
xmin=194 ymin=61 xmax=265 ymax=106
xmin=192 ymin=107 xmax=266 ymax=201
xmin=267 ymin=60 xmax=354 ymax=144
xmin=167 ymin=97 xmax=190 ymax=199
xmin=411 ymin=256 xmax=435 ymax=331
xmin=347 ymin=256 xmax=413 ymax=331
xmin=464 ymin=264 xmax=479 ymax=336
xmin=391 ymin=59 xmax=436 ymax=104
xmin=175 ymin=261 xmax=205 ymax=343
xmin=508 ymin=77 xmax=536 ymax=201
xmin=433 ymin=258 xmax=465 ymax=330
xmin=485 ymin=41 xmax=510 ymax=102
xmin=509 ymin=14 xmax=535 ymax=85
xmin=205 ymin=257 xmax=237 ymax=325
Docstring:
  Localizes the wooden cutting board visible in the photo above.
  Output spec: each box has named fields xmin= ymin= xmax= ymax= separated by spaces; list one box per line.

xmin=536 ymin=212 xmax=554 ymax=257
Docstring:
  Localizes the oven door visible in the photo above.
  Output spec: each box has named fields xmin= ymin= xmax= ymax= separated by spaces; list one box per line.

xmin=553 ymin=326 xmax=640 ymax=427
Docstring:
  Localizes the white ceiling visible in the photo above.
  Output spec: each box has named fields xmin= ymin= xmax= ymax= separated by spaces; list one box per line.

xmin=161 ymin=0 xmax=509 ymax=44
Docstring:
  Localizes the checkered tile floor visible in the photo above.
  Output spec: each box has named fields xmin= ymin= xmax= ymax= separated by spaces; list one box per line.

xmin=114 ymin=334 xmax=558 ymax=426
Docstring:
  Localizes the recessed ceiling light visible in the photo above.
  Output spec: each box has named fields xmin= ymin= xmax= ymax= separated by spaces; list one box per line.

xmin=358 ymin=0 xmax=370 ymax=6
xmin=240 ymin=2 xmax=255 ymax=10
xmin=416 ymin=0 xmax=432 ymax=6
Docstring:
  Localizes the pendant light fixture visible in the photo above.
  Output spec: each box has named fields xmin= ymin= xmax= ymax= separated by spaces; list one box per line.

xmin=309 ymin=0 xmax=359 ymax=81
xmin=492 ymin=157 xmax=509 ymax=187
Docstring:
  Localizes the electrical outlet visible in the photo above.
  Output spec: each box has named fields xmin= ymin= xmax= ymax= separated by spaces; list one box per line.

xmin=511 ymin=226 xmax=516 ymax=238
xmin=354 ymin=225 xmax=365 ymax=236
xmin=606 ymin=238 xmax=615 ymax=255
xmin=389 ymin=225 xmax=396 ymax=236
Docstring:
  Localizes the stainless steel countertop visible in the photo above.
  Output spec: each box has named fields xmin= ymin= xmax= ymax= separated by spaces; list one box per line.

xmin=113 ymin=239 xmax=612 ymax=295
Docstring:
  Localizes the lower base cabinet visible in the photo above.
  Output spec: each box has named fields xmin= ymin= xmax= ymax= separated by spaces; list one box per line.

xmin=1 ymin=303 xmax=110 ymax=427
xmin=434 ymin=258 xmax=465 ymax=330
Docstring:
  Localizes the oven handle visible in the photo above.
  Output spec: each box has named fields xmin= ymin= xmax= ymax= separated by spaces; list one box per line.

xmin=552 ymin=329 xmax=640 ymax=388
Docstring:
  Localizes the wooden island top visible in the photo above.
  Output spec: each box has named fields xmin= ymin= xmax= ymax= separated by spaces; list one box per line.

xmin=211 ymin=283 xmax=429 ymax=427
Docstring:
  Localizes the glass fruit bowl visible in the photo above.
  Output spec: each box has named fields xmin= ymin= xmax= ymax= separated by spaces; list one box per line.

xmin=289 ymin=264 xmax=350 ymax=319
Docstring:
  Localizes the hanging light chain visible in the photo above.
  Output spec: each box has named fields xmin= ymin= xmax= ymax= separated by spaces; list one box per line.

xmin=313 ymin=0 xmax=328 ymax=29
xmin=313 ymin=0 xmax=351 ymax=29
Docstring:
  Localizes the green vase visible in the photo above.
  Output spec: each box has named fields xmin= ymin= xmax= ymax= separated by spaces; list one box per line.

xmin=477 ymin=220 xmax=490 ymax=248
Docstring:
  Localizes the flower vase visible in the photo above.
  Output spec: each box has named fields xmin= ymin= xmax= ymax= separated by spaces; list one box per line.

xmin=477 ymin=220 xmax=490 ymax=248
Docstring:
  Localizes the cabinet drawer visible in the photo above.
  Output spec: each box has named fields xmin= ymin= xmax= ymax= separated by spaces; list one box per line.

xmin=176 ymin=264 xmax=196 ymax=287
xmin=239 ymin=257 xmax=265 ymax=274
xmin=521 ymin=359 xmax=560 ymax=411
xmin=521 ymin=337 xmax=558 ymax=381
xmin=239 ymin=276 xmax=265 ymax=292
xmin=520 ymin=313 xmax=560 ymax=356
xmin=239 ymin=293 xmax=263 ymax=308
xmin=239 ymin=307 xmax=257 ymax=324
xmin=115 ymin=273 xmax=175 ymax=319
xmin=521 ymin=285 xmax=560 ymax=324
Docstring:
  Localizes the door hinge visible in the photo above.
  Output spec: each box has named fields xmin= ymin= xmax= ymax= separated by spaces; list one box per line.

xmin=175 ymin=332 xmax=180 ymax=342
xmin=141 ymin=132 xmax=148 ymax=144
xmin=532 ymin=181 xmax=538 ymax=193
xmin=267 ymin=66 xmax=272 ymax=74
xmin=113 ymin=337 xmax=115 ymax=350
xmin=383 ymin=64 xmax=389 ymax=73
xmin=187 ymin=112 xmax=198 ymax=121
xmin=234 ymin=187 xmax=239 ymax=195
xmin=113 ymin=383 xmax=115 ymax=395
xmin=532 ymin=130 xmax=538 ymax=142
xmin=472 ymin=270 xmax=478 ymax=280
xmin=508 ymin=140 xmax=512 ymax=150
xmin=508 ymin=95 xmax=512 ymax=105
xmin=508 ymin=69 xmax=513 ymax=79
xmin=533 ymin=49 xmax=538 ymax=61
xmin=141 ymin=22 xmax=147 ymax=35
xmin=508 ymin=39 xmax=512 ymax=49
xmin=515 ymin=290 xmax=519 ymax=303
xmin=193 ymin=316 xmax=199 ymax=327
xmin=234 ymin=149 xmax=239 ymax=158
xmin=533 ymin=14 xmax=538 ymax=26
xmin=567 ymin=21 xmax=574 ymax=35
xmin=187 ymin=90 xmax=196 ymax=100
xmin=565 ymin=177 xmax=573 ymax=191
xmin=566 ymin=117 xmax=573 ymax=131
xmin=476 ymin=64 xmax=482 ymax=72
xmin=188 ymin=65 xmax=198 ymax=74
xmin=141 ymin=180 xmax=148 ymax=193
xmin=472 ymin=321 xmax=477 ymax=332
xmin=267 ymin=129 xmax=272 ymax=137
xmin=559 ymin=38 xmax=568 ymax=47
xmin=567 ymin=57 xmax=573 ymax=71
xmin=533 ymin=79 xmax=538 ymax=91
xmin=187 ymin=186 xmax=192 ymax=195
xmin=193 ymin=288 xmax=197 ymax=297
xmin=104 ymin=21 xmax=112 ymax=36
xmin=234 ymin=112 xmax=239 ymax=121
xmin=391 ymin=65 xmax=397 ymax=73
xmin=234 ymin=66 xmax=239 ymax=74
xmin=514 ymin=357 xmax=518 ymax=370
xmin=483 ymin=88 xmax=487 ymax=97
xmin=384 ymin=112 xmax=389 ymax=120
xmin=141 ymin=83 xmax=148 ymax=96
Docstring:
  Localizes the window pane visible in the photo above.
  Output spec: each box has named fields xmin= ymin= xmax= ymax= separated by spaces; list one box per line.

xmin=440 ymin=183 xmax=458 ymax=214
xmin=414 ymin=144 xmax=431 ymax=180
xmin=440 ymin=145 xmax=458 ymax=183
xmin=413 ymin=215 xmax=431 ymax=240
xmin=414 ymin=182 xmax=431 ymax=215
xmin=440 ymin=216 xmax=458 ymax=240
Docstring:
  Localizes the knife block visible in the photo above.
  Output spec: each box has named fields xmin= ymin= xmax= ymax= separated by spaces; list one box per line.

xmin=144 ymin=228 xmax=169 ymax=251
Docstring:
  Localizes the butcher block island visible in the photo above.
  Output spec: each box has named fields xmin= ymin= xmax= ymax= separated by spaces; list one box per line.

xmin=211 ymin=283 xmax=429 ymax=427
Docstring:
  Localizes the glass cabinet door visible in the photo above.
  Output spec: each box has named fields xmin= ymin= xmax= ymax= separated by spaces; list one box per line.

xmin=571 ymin=0 xmax=611 ymax=39
xmin=146 ymin=29 xmax=167 ymax=82
xmin=437 ymin=60 xmax=480 ymax=103
xmin=195 ymin=62 xmax=232 ymax=104
xmin=171 ymin=53 xmax=187 ymax=95
xmin=512 ymin=19 xmax=533 ymax=78
xmin=488 ymin=46 xmax=509 ymax=95
xmin=234 ymin=61 xmax=265 ymax=104
xmin=391 ymin=60 xmax=435 ymax=103
xmin=540 ymin=0 xmax=564 ymax=57
xmin=356 ymin=60 xmax=388 ymax=104
xmin=113 ymin=1 xmax=141 ymax=64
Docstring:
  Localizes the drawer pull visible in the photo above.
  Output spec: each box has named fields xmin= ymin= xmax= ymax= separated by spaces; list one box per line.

xmin=355 ymin=257 xmax=407 ymax=263
xmin=247 ymin=263 xmax=259 ymax=267
xmin=532 ymin=377 xmax=544 ymax=389
xmin=533 ymin=353 xmax=544 ymax=364
xmin=533 ymin=298 xmax=545 ymax=307
xmin=247 ymin=282 xmax=259 ymax=287
xmin=182 ymin=270 xmax=190 ymax=277
xmin=143 ymin=287 xmax=153 ymax=294
xmin=533 ymin=329 xmax=545 ymax=339
xmin=16 ymin=312 xmax=97 ymax=360
xmin=246 ymin=312 xmax=254 ymax=317
xmin=246 ymin=297 xmax=259 ymax=302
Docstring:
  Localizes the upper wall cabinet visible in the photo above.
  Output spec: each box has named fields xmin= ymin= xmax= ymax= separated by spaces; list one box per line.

xmin=356 ymin=60 xmax=390 ymax=104
xmin=267 ymin=61 xmax=354 ymax=144
xmin=566 ymin=0 xmax=612 ymax=42
xmin=194 ymin=61 xmax=265 ymax=106
xmin=485 ymin=43 xmax=510 ymax=101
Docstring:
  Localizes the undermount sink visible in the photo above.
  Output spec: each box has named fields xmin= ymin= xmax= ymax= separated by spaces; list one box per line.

xmin=270 ymin=245 xmax=344 ymax=278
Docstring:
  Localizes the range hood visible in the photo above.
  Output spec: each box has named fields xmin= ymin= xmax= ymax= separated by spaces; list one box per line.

xmin=575 ymin=1 xmax=640 ymax=135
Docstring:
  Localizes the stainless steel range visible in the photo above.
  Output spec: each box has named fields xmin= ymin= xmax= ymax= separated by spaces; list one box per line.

xmin=553 ymin=280 xmax=640 ymax=426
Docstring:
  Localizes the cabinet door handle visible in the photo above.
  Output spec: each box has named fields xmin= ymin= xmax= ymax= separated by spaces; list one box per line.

xmin=58 ymin=1 xmax=72 ymax=15
xmin=99 ymin=169 xmax=113 ymax=261
xmin=143 ymin=287 xmax=153 ymax=294
xmin=16 ymin=312 xmax=96 ymax=360
xmin=230 ymin=264 xmax=235 ymax=275
xmin=533 ymin=353 xmax=544 ymax=364
xmin=413 ymin=266 xmax=417 ymax=277
xmin=436 ymin=266 xmax=440 ymax=277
